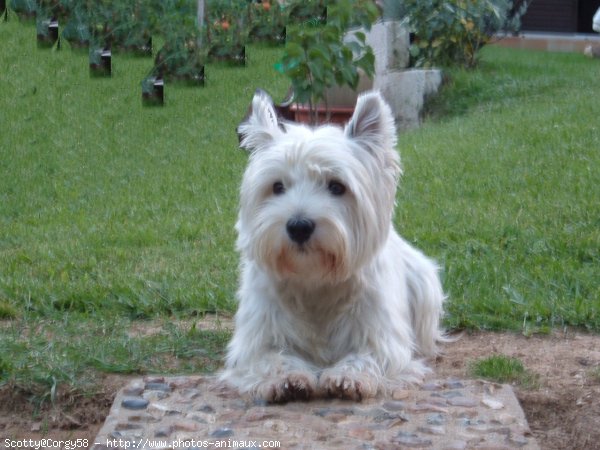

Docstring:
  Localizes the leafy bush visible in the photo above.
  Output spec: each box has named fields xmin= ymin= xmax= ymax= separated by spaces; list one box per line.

xmin=9 ymin=0 xmax=36 ymax=17
xmin=206 ymin=0 xmax=248 ymax=61
xmin=151 ymin=0 xmax=205 ymax=81
xmin=248 ymin=0 xmax=287 ymax=44
xmin=154 ymin=36 xmax=206 ymax=83
xmin=61 ymin=4 xmax=92 ymax=46
xmin=401 ymin=0 xmax=527 ymax=68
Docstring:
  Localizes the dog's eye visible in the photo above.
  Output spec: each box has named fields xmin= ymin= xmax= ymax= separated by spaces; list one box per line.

xmin=272 ymin=181 xmax=286 ymax=195
xmin=328 ymin=180 xmax=346 ymax=196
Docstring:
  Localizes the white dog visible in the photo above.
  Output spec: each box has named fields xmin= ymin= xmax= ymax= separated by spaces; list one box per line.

xmin=221 ymin=90 xmax=445 ymax=402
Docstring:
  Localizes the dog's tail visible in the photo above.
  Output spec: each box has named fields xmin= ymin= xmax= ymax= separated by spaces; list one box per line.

xmin=403 ymin=244 xmax=450 ymax=357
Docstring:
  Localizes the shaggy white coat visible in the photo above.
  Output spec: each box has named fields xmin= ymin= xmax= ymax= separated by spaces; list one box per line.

xmin=221 ymin=90 xmax=446 ymax=402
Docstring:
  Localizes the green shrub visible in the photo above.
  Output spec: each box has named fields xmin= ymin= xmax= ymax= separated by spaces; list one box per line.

xmin=248 ymin=0 xmax=287 ymax=44
xmin=206 ymin=0 xmax=249 ymax=56
xmin=402 ymin=0 xmax=526 ymax=68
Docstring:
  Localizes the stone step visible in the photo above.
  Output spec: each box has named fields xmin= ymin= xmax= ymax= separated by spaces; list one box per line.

xmin=92 ymin=375 xmax=538 ymax=450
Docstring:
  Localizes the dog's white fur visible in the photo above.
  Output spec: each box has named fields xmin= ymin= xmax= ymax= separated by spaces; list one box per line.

xmin=221 ymin=90 xmax=445 ymax=402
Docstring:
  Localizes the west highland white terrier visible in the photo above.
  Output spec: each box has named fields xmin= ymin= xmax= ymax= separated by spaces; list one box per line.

xmin=221 ymin=90 xmax=446 ymax=402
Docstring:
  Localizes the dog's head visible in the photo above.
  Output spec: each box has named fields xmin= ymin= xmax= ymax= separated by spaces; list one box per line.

xmin=236 ymin=90 xmax=401 ymax=284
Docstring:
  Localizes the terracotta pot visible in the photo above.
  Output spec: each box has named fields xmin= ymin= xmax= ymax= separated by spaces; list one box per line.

xmin=287 ymin=103 xmax=355 ymax=125
xmin=275 ymin=72 xmax=373 ymax=125
xmin=238 ymin=79 xmax=373 ymax=143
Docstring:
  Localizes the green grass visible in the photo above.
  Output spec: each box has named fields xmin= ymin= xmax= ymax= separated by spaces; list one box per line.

xmin=397 ymin=46 xmax=600 ymax=332
xmin=469 ymin=355 xmax=538 ymax=387
xmin=1 ymin=19 xmax=599 ymax=401
xmin=0 ymin=19 xmax=290 ymax=318
xmin=0 ymin=314 xmax=230 ymax=403
xmin=589 ymin=366 xmax=600 ymax=384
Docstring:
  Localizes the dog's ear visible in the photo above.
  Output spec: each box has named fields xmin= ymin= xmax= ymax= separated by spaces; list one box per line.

xmin=345 ymin=91 xmax=397 ymax=155
xmin=237 ymin=89 xmax=282 ymax=152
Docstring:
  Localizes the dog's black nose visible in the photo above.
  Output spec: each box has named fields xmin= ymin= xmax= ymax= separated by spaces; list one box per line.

xmin=286 ymin=218 xmax=315 ymax=245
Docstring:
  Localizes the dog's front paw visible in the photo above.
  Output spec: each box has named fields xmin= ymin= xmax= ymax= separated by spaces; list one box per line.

xmin=254 ymin=372 xmax=317 ymax=403
xmin=319 ymin=371 xmax=377 ymax=401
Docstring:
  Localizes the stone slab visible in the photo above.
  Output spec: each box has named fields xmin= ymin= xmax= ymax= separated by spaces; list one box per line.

xmin=375 ymin=69 xmax=442 ymax=131
xmin=92 ymin=376 xmax=538 ymax=450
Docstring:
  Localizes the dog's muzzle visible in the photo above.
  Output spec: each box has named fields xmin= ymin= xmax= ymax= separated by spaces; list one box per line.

xmin=286 ymin=217 xmax=315 ymax=245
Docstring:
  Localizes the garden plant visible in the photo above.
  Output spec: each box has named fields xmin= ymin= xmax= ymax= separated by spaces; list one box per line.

xmin=275 ymin=0 xmax=379 ymax=123
xmin=394 ymin=0 xmax=529 ymax=68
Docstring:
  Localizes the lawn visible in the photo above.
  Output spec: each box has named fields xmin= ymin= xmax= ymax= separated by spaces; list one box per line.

xmin=399 ymin=46 xmax=599 ymax=332
xmin=0 ymin=19 xmax=290 ymax=319
xmin=1 ymin=18 xmax=599 ymax=399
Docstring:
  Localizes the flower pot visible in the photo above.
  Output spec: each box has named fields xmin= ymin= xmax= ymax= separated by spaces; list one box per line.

xmin=287 ymin=103 xmax=355 ymax=125
xmin=142 ymin=76 xmax=164 ymax=107
xmin=275 ymin=72 xmax=373 ymax=125
xmin=37 ymin=17 xmax=60 ymax=49
xmin=89 ymin=47 xmax=111 ymax=77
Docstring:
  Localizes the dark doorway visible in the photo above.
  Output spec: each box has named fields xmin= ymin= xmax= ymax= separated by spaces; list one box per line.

xmin=578 ymin=0 xmax=600 ymax=33
xmin=520 ymin=0 xmax=600 ymax=33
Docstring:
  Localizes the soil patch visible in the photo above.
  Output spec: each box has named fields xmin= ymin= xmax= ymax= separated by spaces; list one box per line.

xmin=1 ymin=328 xmax=599 ymax=450
xmin=432 ymin=330 xmax=600 ymax=450
xmin=0 ymin=374 xmax=123 ymax=443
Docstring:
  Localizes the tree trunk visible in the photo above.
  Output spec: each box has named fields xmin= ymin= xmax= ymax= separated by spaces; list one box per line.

xmin=197 ymin=0 xmax=205 ymax=29
xmin=197 ymin=0 xmax=205 ymax=46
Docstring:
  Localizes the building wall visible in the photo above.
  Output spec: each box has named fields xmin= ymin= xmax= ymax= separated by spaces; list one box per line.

xmin=520 ymin=0 xmax=600 ymax=33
